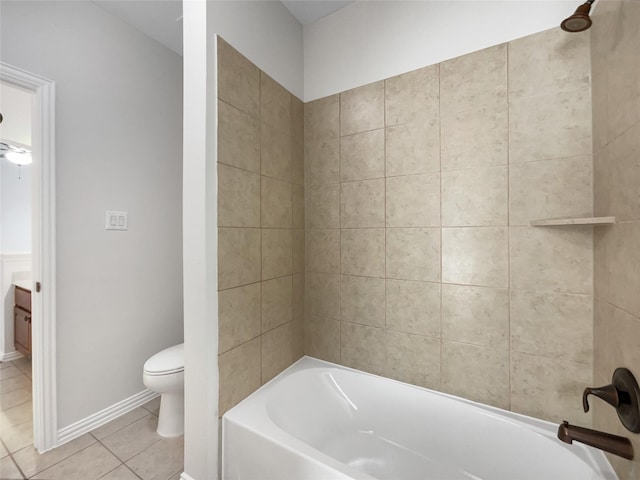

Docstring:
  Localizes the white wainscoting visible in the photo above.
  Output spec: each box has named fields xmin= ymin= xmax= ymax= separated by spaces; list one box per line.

xmin=0 ymin=252 xmax=31 ymax=360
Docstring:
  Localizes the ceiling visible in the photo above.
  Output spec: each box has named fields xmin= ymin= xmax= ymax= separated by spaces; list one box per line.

xmin=92 ymin=1 xmax=355 ymax=56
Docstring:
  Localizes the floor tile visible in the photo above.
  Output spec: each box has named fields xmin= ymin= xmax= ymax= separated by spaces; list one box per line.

xmin=0 ymin=440 xmax=8 ymax=458
xmin=0 ymin=401 xmax=32 ymax=429
xmin=101 ymin=415 xmax=161 ymax=462
xmin=0 ymin=388 xmax=31 ymax=411
xmin=91 ymin=407 xmax=150 ymax=440
xmin=167 ymin=473 xmax=182 ymax=480
xmin=0 ymin=361 xmax=13 ymax=370
xmin=2 ymin=421 xmax=33 ymax=453
xmin=0 ymin=455 xmax=25 ymax=479
xmin=10 ymin=358 xmax=31 ymax=376
xmin=126 ymin=436 xmax=183 ymax=480
xmin=0 ymin=376 xmax=31 ymax=395
xmin=32 ymin=443 xmax=120 ymax=480
xmin=98 ymin=464 xmax=140 ymax=480
xmin=0 ymin=367 xmax=23 ymax=381
xmin=142 ymin=397 xmax=160 ymax=416
xmin=12 ymin=434 xmax=96 ymax=478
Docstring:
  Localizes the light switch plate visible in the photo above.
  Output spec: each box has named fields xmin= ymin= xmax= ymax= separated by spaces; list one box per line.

xmin=106 ymin=211 xmax=128 ymax=231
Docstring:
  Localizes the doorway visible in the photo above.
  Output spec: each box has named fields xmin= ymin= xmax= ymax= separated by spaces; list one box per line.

xmin=0 ymin=62 xmax=57 ymax=453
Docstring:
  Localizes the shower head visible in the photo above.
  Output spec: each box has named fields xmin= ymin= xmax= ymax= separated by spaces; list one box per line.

xmin=561 ymin=0 xmax=595 ymax=32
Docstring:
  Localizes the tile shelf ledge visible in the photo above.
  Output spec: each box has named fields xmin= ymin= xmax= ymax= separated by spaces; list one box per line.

xmin=529 ymin=216 xmax=616 ymax=227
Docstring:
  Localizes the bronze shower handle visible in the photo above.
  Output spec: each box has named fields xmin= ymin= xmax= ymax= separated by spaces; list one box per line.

xmin=583 ymin=384 xmax=620 ymax=412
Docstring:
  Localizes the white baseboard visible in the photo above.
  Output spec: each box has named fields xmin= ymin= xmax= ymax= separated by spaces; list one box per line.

xmin=57 ymin=389 xmax=159 ymax=446
xmin=1 ymin=350 xmax=24 ymax=362
xmin=180 ymin=473 xmax=196 ymax=480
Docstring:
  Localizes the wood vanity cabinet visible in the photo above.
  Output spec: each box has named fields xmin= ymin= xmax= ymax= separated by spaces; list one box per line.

xmin=14 ymin=286 xmax=32 ymax=356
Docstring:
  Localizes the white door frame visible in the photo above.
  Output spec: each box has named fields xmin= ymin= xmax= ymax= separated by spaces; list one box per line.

xmin=1 ymin=62 xmax=57 ymax=452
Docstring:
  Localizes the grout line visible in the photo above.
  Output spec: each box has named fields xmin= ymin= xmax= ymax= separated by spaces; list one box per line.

xmin=338 ymin=92 xmax=343 ymax=365
xmin=438 ymin=62 xmax=444 ymax=392
xmin=506 ymin=41 xmax=513 ymax=412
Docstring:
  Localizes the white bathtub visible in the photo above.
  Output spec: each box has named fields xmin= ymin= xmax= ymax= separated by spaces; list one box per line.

xmin=222 ymin=356 xmax=618 ymax=480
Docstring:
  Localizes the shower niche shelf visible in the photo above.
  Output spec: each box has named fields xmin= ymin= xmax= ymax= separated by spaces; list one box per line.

xmin=530 ymin=216 xmax=616 ymax=227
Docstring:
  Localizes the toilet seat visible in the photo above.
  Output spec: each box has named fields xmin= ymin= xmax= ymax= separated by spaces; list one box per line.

xmin=144 ymin=343 xmax=184 ymax=376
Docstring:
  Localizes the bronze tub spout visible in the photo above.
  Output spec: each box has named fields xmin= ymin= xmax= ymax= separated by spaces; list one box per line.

xmin=557 ymin=421 xmax=634 ymax=460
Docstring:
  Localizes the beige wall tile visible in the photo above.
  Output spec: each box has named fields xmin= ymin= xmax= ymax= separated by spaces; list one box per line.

xmin=441 ymin=44 xmax=507 ymax=114
xmin=594 ymin=227 xmax=609 ymax=301
xmin=340 ymin=129 xmax=385 ymax=181
xmin=217 ymin=164 xmax=260 ymax=227
xmin=219 ymin=338 xmax=261 ymax=415
xmin=293 ymin=272 xmax=305 ymax=322
xmin=291 ymin=136 xmax=305 ymax=186
xmin=509 ymin=156 xmax=593 ymax=226
xmin=262 ymin=322 xmax=294 ymax=383
xmin=441 ymin=104 xmax=508 ymax=171
xmin=261 ymin=122 xmax=291 ymax=182
xmin=386 ymin=174 xmax=440 ymax=227
xmin=593 ymin=146 xmax=611 ymax=218
xmin=386 ymin=228 xmax=440 ymax=282
xmin=608 ymin=123 xmax=640 ymax=221
xmin=341 ymin=179 xmax=385 ymax=228
xmin=305 ymin=273 xmax=340 ymax=319
xmin=292 ymin=184 xmax=305 ymax=229
xmin=605 ymin=1 xmax=640 ymax=141
xmin=218 ymin=228 xmax=261 ymax=290
xmin=341 ymin=322 xmax=386 ymax=376
xmin=441 ymin=341 xmax=509 ymax=409
xmin=442 ymin=284 xmax=508 ymax=347
xmin=305 ymin=139 xmax=340 ymax=185
xmin=511 ymin=290 xmax=593 ymax=364
xmin=292 ymin=313 xmax=305 ymax=361
xmin=219 ymin=283 xmax=261 ymax=354
xmin=304 ymin=95 xmax=339 ymax=144
xmin=261 ymin=72 xmax=291 ymax=134
xmin=340 ymin=81 xmax=385 ymax=136
xmin=386 ymin=279 xmax=440 ymax=337
xmin=261 ymin=176 xmax=292 ymax=228
xmin=386 ymin=331 xmax=440 ymax=389
xmin=511 ymin=352 xmax=592 ymax=425
xmin=291 ymin=95 xmax=304 ymax=142
xmin=305 ymin=316 xmax=340 ymax=363
xmin=508 ymin=27 xmax=590 ymax=98
xmin=591 ymin=71 xmax=609 ymax=151
xmin=593 ymin=299 xmax=613 ymax=387
xmin=607 ymin=305 xmax=640 ymax=391
xmin=218 ymin=100 xmax=260 ymax=173
xmin=262 ymin=229 xmax=292 ymax=280
xmin=385 ymin=122 xmax=440 ymax=176
xmin=509 ymin=86 xmax=592 ymax=163
xmin=341 ymin=229 xmax=385 ymax=277
xmin=292 ymin=229 xmax=305 ymax=273
xmin=306 ymin=184 xmax=339 ymax=229
xmin=262 ymin=276 xmax=293 ymax=332
xmin=605 ymin=222 xmax=640 ymax=322
xmin=510 ymin=226 xmax=592 ymax=294
xmin=442 ymin=166 xmax=508 ymax=226
xmin=341 ymin=275 xmax=385 ymax=327
xmin=442 ymin=227 xmax=508 ymax=287
xmin=385 ymin=65 xmax=439 ymax=127
xmin=217 ymin=38 xmax=259 ymax=117
xmin=305 ymin=229 xmax=340 ymax=274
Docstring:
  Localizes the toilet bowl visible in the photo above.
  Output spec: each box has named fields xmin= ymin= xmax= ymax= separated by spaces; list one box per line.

xmin=143 ymin=343 xmax=184 ymax=437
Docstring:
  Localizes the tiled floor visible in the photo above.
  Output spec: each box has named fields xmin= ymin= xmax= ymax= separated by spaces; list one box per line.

xmin=0 ymin=358 xmax=183 ymax=480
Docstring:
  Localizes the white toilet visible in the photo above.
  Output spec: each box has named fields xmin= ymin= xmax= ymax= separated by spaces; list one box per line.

xmin=143 ymin=343 xmax=184 ymax=437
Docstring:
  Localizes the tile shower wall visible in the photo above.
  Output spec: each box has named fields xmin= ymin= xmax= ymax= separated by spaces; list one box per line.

xmin=217 ymin=38 xmax=304 ymax=415
xmin=591 ymin=1 xmax=640 ymax=478
xmin=304 ymin=27 xmax=594 ymax=424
